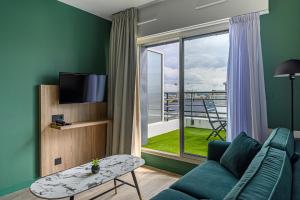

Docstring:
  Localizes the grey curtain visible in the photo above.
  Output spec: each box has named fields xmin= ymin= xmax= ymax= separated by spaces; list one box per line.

xmin=106 ymin=8 xmax=140 ymax=155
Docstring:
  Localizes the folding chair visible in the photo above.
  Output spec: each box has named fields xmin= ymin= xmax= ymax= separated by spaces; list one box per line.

xmin=202 ymin=99 xmax=227 ymax=141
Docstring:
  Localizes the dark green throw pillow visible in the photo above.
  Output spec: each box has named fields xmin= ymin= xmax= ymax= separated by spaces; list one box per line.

xmin=220 ymin=132 xmax=261 ymax=178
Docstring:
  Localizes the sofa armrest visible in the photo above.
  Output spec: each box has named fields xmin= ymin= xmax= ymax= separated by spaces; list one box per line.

xmin=207 ymin=140 xmax=231 ymax=162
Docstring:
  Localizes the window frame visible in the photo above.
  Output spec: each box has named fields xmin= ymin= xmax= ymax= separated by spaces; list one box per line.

xmin=140 ymin=23 xmax=229 ymax=161
xmin=181 ymin=30 xmax=229 ymax=159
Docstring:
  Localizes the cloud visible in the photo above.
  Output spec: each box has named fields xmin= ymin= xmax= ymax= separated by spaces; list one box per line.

xmin=163 ymin=66 xmax=179 ymax=92
xmin=149 ymin=42 xmax=179 ymax=69
xmin=184 ymin=33 xmax=229 ymax=69
xmin=147 ymin=33 xmax=229 ymax=92
xmin=164 ymin=66 xmax=178 ymax=80
xmin=165 ymin=83 xmax=179 ymax=92
xmin=184 ymin=67 xmax=227 ymax=91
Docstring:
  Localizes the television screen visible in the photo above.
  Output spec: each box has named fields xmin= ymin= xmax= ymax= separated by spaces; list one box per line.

xmin=59 ymin=73 xmax=106 ymax=104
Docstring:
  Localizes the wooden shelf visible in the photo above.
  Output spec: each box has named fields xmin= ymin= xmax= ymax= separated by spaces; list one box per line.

xmin=50 ymin=120 xmax=111 ymax=130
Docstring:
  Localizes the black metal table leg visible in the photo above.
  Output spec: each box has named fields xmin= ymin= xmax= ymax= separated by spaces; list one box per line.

xmin=70 ymin=196 xmax=74 ymax=200
xmin=86 ymin=171 xmax=143 ymax=200
xmin=114 ymin=178 xmax=117 ymax=194
xmin=131 ymin=171 xmax=142 ymax=200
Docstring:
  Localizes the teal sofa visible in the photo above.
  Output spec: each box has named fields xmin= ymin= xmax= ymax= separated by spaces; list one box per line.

xmin=152 ymin=128 xmax=300 ymax=200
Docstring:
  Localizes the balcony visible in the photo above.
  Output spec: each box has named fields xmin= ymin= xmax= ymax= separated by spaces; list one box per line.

xmin=142 ymin=91 xmax=227 ymax=157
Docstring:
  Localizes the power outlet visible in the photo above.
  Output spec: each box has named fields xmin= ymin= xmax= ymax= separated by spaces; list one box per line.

xmin=54 ymin=157 xmax=62 ymax=165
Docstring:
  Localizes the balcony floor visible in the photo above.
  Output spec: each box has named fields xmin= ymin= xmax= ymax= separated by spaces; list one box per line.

xmin=143 ymin=127 xmax=226 ymax=157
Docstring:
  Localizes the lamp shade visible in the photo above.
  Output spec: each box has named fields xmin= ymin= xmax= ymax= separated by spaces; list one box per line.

xmin=274 ymin=59 xmax=300 ymax=77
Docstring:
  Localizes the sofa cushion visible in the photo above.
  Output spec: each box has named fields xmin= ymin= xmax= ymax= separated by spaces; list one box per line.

xmin=225 ymin=147 xmax=292 ymax=200
xmin=151 ymin=189 xmax=198 ymax=200
xmin=171 ymin=160 xmax=238 ymax=200
xmin=264 ymin=128 xmax=294 ymax=158
xmin=207 ymin=140 xmax=231 ymax=162
xmin=292 ymin=158 xmax=300 ymax=200
xmin=220 ymin=132 xmax=261 ymax=178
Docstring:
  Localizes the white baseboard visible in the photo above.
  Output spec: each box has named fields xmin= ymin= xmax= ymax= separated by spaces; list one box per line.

xmin=294 ymin=131 xmax=300 ymax=138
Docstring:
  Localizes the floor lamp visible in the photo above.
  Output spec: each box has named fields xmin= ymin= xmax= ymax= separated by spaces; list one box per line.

xmin=274 ymin=59 xmax=300 ymax=132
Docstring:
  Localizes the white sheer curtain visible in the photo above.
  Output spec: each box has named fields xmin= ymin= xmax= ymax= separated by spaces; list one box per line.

xmin=227 ymin=12 xmax=268 ymax=142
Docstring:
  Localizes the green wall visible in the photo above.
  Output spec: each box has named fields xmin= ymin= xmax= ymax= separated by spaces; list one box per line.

xmin=261 ymin=0 xmax=300 ymax=130
xmin=0 ymin=0 xmax=111 ymax=195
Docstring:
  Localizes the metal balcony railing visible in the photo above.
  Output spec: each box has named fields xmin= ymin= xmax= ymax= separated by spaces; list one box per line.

xmin=164 ymin=91 xmax=227 ymax=121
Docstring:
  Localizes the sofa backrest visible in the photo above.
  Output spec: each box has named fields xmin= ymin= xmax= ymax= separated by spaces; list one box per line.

xmin=224 ymin=147 xmax=292 ymax=200
xmin=263 ymin=128 xmax=294 ymax=158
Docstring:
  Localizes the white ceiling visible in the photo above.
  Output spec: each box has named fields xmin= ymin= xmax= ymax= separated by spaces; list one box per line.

xmin=58 ymin=0 xmax=158 ymax=20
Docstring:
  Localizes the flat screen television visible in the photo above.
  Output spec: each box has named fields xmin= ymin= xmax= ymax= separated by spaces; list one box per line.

xmin=59 ymin=72 xmax=106 ymax=104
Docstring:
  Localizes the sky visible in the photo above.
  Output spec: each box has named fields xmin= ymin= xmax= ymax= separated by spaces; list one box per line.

xmin=148 ymin=32 xmax=229 ymax=92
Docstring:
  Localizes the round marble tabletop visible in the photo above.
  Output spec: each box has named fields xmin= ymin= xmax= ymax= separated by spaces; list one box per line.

xmin=30 ymin=154 xmax=145 ymax=199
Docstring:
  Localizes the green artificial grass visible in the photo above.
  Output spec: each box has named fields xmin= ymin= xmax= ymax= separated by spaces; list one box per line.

xmin=143 ymin=127 xmax=226 ymax=157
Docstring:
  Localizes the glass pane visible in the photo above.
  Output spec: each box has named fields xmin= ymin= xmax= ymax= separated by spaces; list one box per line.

xmin=147 ymin=51 xmax=163 ymax=124
xmin=183 ymin=32 xmax=229 ymax=157
xmin=142 ymin=42 xmax=180 ymax=155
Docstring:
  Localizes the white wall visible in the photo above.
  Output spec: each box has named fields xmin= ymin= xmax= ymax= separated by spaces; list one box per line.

xmin=148 ymin=119 xmax=179 ymax=137
xmin=138 ymin=0 xmax=269 ymax=37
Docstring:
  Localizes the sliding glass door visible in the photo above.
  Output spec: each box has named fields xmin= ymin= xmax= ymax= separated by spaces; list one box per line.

xmin=142 ymin=31 xmax=229 ymax=158
xmin=147 ymin=50 xmax=164 ymax=124
xmin=142 ymin=42 xmax=180 ymax=155
xmin=182 ymin=32 xmax=229 ymax=157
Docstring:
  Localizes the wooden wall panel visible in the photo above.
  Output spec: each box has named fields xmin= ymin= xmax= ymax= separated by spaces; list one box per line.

xmin=40 ymin=85 xmax=107 ymax=176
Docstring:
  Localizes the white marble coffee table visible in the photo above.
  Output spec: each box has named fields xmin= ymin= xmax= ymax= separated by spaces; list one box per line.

xmin=30 ymin=155 xmax=145 ymax=200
